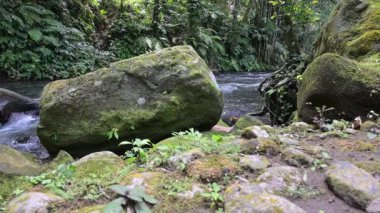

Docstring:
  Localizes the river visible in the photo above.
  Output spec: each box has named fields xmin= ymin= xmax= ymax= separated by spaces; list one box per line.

xmin=0 ymin=73 xmax=269 ymax=158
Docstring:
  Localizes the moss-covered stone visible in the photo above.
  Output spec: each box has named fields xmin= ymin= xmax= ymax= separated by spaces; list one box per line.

xmin=355 ymin=160 xmax=380 ymax=175
xmin=121 ymin=171 xmax=208 ymax=213
xmin=74 ymin=205 xmax=105 ymax=213
xmin=72 ymin=151 xmax=124 ymax=180
xmin=187 ymin=156 xmax=240 ymax=183
xmin=313 ymin=0 xmax=380 ymax=60
xmin=5 ymin=192 xmax=63 ymax=213
xmin=233 ymin=114 xmax=265 ymax=131
xmin=224 ymin=193 xmax=306 ymax=213
xmin=256 ymin=166 xmax=303 ymax=193
xmin=0 ymin=145 xmax=44 ymax=176
xmin=255 ymin=138 xmax=281 ymax=155
xmin=38 ymin=45 xmax=224 ymax=157
xmin=298 ymin=53 xmax=380 ymax=123
xmin=240 ymin=155 xmax=271 ymax=172
xmin=281 ymin=148 xmax=314 ymax=168
xmin=361 ymin=121 xmax=380 ymax=132
xmin=326 ymin=161 xmax=380 ymax=210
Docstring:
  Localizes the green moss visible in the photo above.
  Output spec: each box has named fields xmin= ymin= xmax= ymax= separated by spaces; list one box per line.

xmin=75 ymin=205 xmax=105 ymax=213
xmin=121 ymin=171 xmax=207 ymax=213
xmin=355 ymin=160 xmax=380 ymax=174
xmin=0 ymin=174 xmax=33 ymax=202
xmin=347 ymin=30 xmax=380 ymax=58
xmin=257 ymin=138 xmax=281 ymax=155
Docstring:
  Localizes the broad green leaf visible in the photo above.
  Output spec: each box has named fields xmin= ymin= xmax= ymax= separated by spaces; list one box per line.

xmin=142 ymin=194 xmax=159 ymax=205
xmin=109 ymin=185 xmax=130 ymax=196
xmin=28 ymin=29 xmax=42 ymax=41
xmin=103 ymin=198 xmax=126 ymax=213
xmin=134 ymin=202 xmax=152 ymax=213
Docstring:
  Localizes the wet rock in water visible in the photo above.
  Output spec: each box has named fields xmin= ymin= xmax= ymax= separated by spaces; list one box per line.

xmin=367 ymin=197 xmax=380 ymax=213
xmin=0 ymin=88 xmax=39 ymax=124
xmin=224 ymin=192 xmax=306 ymax=213
xmin=232 ymin=114 xmax=264 ymax=131
xmin=6 ymin=192 xmax=63 ymax=213
xmin=240 ymin=155 xmax=271 ymax=172
xmin=256 ymin=166 xmax=303 ymax=193
xmin=38 ymin=45 xmax=224 ymax=157
xmin=72 ymin=151 xmax=124 ymax=180
xmin=281 ymin=147 xmax=314 ymax=168
xmin=241 ymin=126 xmax=270 ymax=139
xmin=187 ymin=156 xmax=240 ymax=183
xmin=167 ymin=149 xmax=205 ymax=171
xmin=326 ymin=161 xmax=380 ymax=210
xmin=0 ymin=144 xmax=44 ymax=176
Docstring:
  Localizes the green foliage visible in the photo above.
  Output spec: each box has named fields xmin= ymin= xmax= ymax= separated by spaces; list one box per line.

xmin=119 ymin=138 xmax=153 ymax=163
xmin=201 ymin=182 xmax=224 ymax=210
xmin=107 ymin=128 xmax=119 ymax=140
xmin=172 ymin=128 xmax=202 ymax=139
xmin=104 ymin=185 xmax=158 ymax=213
xmin=28 ymin=164 xmax=76 ymax=198
xmin=0 ymin=1 xmax=113 ymax=79
xmin=311 ymin=151 xmax=330 ymax=171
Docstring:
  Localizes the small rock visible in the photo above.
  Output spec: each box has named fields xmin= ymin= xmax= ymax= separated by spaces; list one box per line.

xmin=278 ymin=134 xmax=300 ymax=145
xmin=233 ymin=114 xmax=264 ymax=131
xmin=256 ymin=166 xmax=303 ymax=192
xmin=344 ymin=128 xmax=357 ymax=134
xmin=367 ymin=197 xmax=380 ymax=213
xmin=6 ymin=192 xmax=63 ymax=213
xmin=241 ymin=126 xmax=270 ymax=139
xmin=281 ymin=148 xmax=314 ymax=167
xmin=72 ymin=151 xmax=124 ymax=179
xmin=249 ymin=138 xmax=281 ymax=156
xmin=326 ymin=161 xmax=380 ymax=210
xmin=240 ymin=155 xmax=271 ymax=172
xmin=289 ymin=122 xmax=314 ymax=132
xmin=187 ymin=156 xmax=240 ymax=183
xmin=362 ymin=121 xmax=380 ymax=132
xmin=167 ymin=149 xmax=205 ymax=170
xmin=225 ymin=192 xmax=306 ymax=213
xmin=223 ymin=138 xmax=256 ymax=154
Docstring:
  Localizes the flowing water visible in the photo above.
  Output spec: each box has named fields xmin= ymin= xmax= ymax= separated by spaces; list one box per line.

xmin=0 ymin=73 xmax=270 ymax=158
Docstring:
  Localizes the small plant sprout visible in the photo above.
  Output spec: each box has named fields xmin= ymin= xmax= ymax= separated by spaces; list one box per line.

xmin=311 ymin=151 xmax=330 ymax=171
xmin=202 ymin=182 xmax=224 ymax=210
xmin=118 ymin=138 xmax=152 ymax=163
xmin=104 ymin=185 xmax=158 ymax=213
xmin=172 ymin=128 xmax=202 ymax=139
xmin=107 ymin=128 xmax=119 ymax=140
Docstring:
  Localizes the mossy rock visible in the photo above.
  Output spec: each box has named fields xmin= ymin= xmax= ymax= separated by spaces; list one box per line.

xmin=326 ymin=161 xmax=380 ymax=210
xmin=38 ymin=45 xmax=224 ymax=157
xmin=74 ymin=205 xmax=105 ymax=213
xmin=224 ymin=193 xmax=306 ymax=213
xmin=281 ymin=147 xmax=314 ymax=168
xmin=298 ymin=53 xmax=380 ymax=123
xmin=187 ymin=155 xmax=240 ymax=183
xmin=232 ymin=114 xmax=264 ymax=131
xmin=361 ymin=121 xmax=380 ymax=132
xmin=5 ymin=192 xmax=63 ymax=213
xmin=72 ymin=151 xmax=124 ymax=181
xmin=0 ymin=145 xmax=44 ymax=176
xmin=313 ymin=0 xmax=380 ymax=61
xmin=255 ymin=138 xmax=281 ymax=155
xmin=121 ymin=171 xmax=209 ymax=213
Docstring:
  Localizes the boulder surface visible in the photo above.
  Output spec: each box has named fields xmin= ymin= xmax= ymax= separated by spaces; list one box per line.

xmin=37 ymin=46 xmax=223 ymax=156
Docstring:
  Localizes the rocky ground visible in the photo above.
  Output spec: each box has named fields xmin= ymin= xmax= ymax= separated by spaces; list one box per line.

xmin=2 ymin=115 xmax=380 ymax=213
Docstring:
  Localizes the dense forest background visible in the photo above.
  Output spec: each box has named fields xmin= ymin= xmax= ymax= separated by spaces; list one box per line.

xmin=0 ymin=0 xmax=337 ymax=80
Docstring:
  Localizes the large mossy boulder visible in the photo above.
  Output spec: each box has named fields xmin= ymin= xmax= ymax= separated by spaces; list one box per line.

xmin=298 ymin=53 xmax=380 ymax=123
xmin=298 ymin=0 xmax=380 ymax=123
xmin=37 ymin=46 xmax=223 ymax=156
